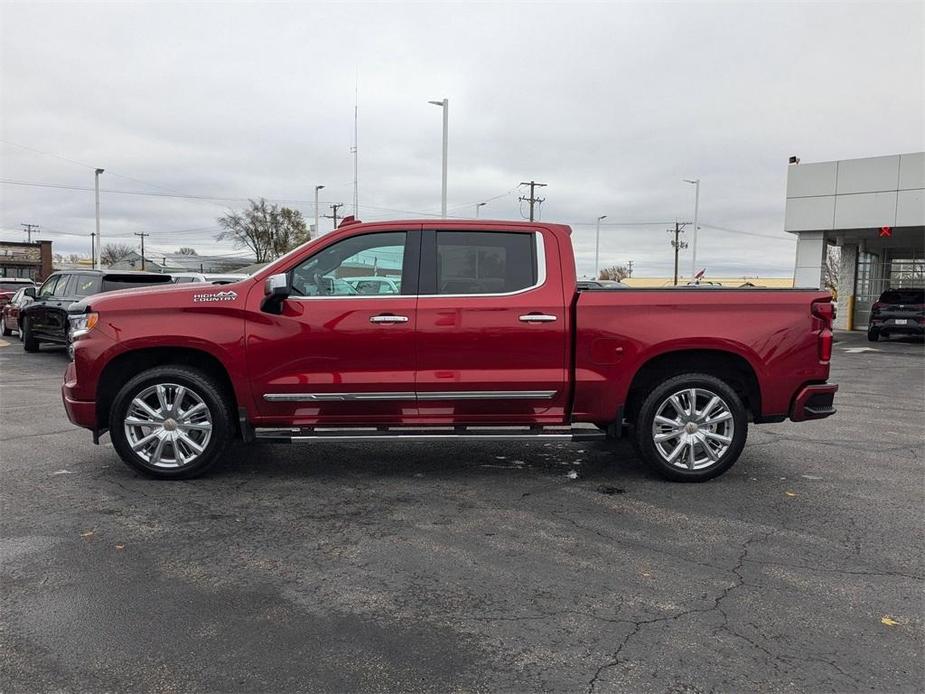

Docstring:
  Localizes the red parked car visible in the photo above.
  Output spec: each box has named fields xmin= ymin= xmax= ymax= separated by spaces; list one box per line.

xmin=62 ymin=219 xmax=837 ymax=481
xmin=0 ymin=278 xmax=35 ymax=311
xmin=1 ymin=286 xmax=34 ymax=337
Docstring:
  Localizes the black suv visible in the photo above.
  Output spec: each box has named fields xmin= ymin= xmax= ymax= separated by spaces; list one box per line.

xmin=20 ymin=270 xmax=172 ymax=352
xmin=868 ymin=288 xmax=924 ymax=341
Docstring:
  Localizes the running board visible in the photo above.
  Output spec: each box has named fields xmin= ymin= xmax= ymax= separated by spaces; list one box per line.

xmin=253 ymin=424 xmax=606 ymax=444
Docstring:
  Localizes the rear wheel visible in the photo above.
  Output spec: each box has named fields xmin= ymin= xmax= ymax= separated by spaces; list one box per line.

xmin=633 ymin=373 xmax=748 ymax=482
xmin=1 ymin=321 xmax=12 ymax=337
xmin=867 ymin=327 xmax=880 ymax=342
xmin=22 ymin=317 xmax=39 ymax=352
xmin=109 ymin=365 xmax=233 ymax=479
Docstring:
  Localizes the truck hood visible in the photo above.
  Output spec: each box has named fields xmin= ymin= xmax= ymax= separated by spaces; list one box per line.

xmin=68 ymin=277 xmax=258 ymax=315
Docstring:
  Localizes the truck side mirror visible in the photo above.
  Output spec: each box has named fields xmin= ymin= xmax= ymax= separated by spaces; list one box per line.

xmin=261 ymin=273 xmax=290 ymax=314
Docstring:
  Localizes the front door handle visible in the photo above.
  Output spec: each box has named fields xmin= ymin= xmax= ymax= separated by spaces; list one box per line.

xmin=370 ymin=314 xmax=409 ymax=324
xmin=519 ymin=314 xmax=558 ymax=323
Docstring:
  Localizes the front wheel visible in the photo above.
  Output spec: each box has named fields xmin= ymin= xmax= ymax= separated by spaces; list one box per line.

xmin=109 ymin=365 xmax=234 ymax=479
xmin=1 ymin=321 xmax=12 ymax=337
xmin=21 ymin=317 xmax=39 ymax=352
xmin=633 ymin=373 xmax=748 ymax=482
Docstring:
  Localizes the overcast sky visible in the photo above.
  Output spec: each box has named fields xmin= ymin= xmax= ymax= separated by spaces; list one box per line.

xmin=1 ymin=1 xmax=923 ymax=278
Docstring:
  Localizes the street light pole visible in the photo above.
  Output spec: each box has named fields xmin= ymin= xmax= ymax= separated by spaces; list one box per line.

xmin=428 ymin=98 xmax=448 ymax=217
xmin=475 ymin=202 xmax=487 ymax=218
xmin=594 ymin=215 xmax=607 ymax=279
xmin=684 ymin=178 xmax=700 ymax=278
xmin=94 ymin=168 xmax=104 ymax=267
xmin=314 ymin=185 xmax=325 ymax=236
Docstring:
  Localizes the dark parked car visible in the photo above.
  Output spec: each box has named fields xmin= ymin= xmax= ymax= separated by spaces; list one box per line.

xmin=20 ymin=270 xmax=172 ymax=352
xmin=868 ymin=288 xmax=924 ymax=341
xmin=1 ymin=287 xmax=34 ymax=337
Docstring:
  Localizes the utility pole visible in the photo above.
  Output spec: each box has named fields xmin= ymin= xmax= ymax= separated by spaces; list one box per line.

xmin=134 ymin=232 xmax=150 ymax=271
xmin=626 ymin=260 xmax=634 ymax=278
xmin=668 ymin=222 xmax=688 ymax=286
xmin=314 ymin=185 xmax=325 ymax=237
xmin=94 ymin=168 xmax=104 ymax=268
xmin=519 ymin=181 xmax=547 ymax=222
xmin=324 ymin=203 xmax=345 ymax=230
xmin=593 ymin=215 xmax=607 ymax=279
xmin=21 ymin=223 xmax=39 ymax=243
xmin=91 ymin=233 xmax=96 ymax=269
xmin=684 ymin=178 xmax=700 ymax=277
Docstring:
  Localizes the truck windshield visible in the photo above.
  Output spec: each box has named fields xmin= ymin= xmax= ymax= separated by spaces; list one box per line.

xmin=101 ymin=275 xmax=173 ymax=292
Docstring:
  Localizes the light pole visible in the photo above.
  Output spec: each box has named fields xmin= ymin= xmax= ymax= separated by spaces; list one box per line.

xmin=314 ymin=184 xmax=325 ymax=236
xmin=428 ymin=98 xmax=448 ymax=218
xmin=94 ymin=168 xmax=104 ymax=267
xmin=475 ymin=202 xmax=487 ymax=218
xmin=594 ymin=215 xmax=607 ymax=279
xmin=684 ymin=178 xmax=700 ymax=279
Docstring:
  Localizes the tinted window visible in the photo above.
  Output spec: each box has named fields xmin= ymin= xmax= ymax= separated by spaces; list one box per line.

xmin=37 ymin=275 xmax=60 ymax=299
xmin=73 ymin=274 xmax=102 ymax=297
xmin=54 ymin=274 xmax=77 ymax=297
xmin=100 ymin=275 xmax=172 ymax=292
xmin=435 ymin=231 xmax=536 ymax=295
xmin=880 ymin=288 xmax=924 ymax=304
xmin=291 ymin=232 xmax=406 ymax=297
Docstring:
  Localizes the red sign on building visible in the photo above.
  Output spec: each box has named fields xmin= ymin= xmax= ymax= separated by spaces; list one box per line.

xmin=879 ymin=226 xmax=892 ymax=238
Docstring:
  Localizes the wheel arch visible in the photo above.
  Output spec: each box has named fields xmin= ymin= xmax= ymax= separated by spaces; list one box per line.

xmin=623 ymin=348 xmax=761 ymax=424
xmin=97 ymin=346 xmax=238 ymax=433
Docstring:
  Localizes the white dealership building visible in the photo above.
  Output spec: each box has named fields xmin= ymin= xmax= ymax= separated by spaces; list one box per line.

xmin=786 ymin=152 xmax=924 ymax=330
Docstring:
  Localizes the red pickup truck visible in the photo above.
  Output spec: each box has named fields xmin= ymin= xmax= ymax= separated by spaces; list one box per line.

xmin=62 ymin=219 xmax=837 ymax=482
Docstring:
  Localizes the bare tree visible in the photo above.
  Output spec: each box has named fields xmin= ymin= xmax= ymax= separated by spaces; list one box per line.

xmin=216 ymin=198 xmax=310 ymax=263
xmin=823 ymin=246 xmax=840 ymax=297
xmin=598 ymin=264 xmax=631 ymax=282
xmin=177 ymin=247 xmax=198 ymax=255
xmin=101 ymin=243 xmax=134 ymax=266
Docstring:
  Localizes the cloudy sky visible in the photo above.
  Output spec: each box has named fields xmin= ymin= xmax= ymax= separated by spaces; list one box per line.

xmin=1 ymin=1 xmax=922 ymax=278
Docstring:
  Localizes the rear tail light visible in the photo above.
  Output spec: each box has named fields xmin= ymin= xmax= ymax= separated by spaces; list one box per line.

xmin=812 ymin=299 xmax=834 ymax=362
xmin=870 ymin=301 xmax=883 ymax=315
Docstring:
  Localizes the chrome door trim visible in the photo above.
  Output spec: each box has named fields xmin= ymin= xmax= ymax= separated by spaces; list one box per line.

xmin=415 ymin=390 xmax=557 ymax=400
xmin=264 ymin=390 xmax=557 ymax=402
xmin=264 ymin=392 xmax=416 ymax=402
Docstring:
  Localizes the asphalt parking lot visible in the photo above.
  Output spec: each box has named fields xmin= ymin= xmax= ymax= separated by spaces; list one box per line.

xmin=1 ymin=331 xmax=922 ymax=692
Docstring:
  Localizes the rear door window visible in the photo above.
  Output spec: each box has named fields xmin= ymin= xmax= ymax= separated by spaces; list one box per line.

xmin=433 ymin=231 xmax=537 ymax=295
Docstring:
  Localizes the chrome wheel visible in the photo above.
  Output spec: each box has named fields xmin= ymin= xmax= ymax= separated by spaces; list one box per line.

xmin=124 ymin=383 xmax=213 ymax=468
xmin=651 ymin=387 xmax=735 ymax=471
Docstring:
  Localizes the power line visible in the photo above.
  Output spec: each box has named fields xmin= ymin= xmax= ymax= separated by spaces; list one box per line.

xmin=323 ymin=203 xmax=345 ymax=229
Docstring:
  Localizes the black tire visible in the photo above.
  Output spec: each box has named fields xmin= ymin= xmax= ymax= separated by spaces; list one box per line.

xmin=1 ymin=321 xmax=12 ymax=337
xmin=633 ymin=372 xmax=748 ymax=482
xmin=22 ymin=317 xmax=39 ymax=352
xmin=867 ymin=328 xmax=880 ymax=342
xmin=109 ymin=365 xmax=234 ymax=479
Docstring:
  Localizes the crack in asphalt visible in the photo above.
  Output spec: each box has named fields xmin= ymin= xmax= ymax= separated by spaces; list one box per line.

xmin=586 ymin=530 xmax=772 ymax=693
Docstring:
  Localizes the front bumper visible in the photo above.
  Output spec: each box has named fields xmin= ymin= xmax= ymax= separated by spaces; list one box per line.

xmin=790 ymin=383 xmax=838 ymax=422
xmin=62 ymin=360 xmax=96 ymax=430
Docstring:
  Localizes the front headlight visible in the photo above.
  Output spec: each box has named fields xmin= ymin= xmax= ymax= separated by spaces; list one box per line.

xmin=69 ymin=312 xmax=99 ymax=340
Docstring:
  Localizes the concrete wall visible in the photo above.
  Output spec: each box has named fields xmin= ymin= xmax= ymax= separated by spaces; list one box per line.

xmin=785 ymin=152 xmax=925 ymax=233
xmin=793 ymin=230 xmax=826 ymax=288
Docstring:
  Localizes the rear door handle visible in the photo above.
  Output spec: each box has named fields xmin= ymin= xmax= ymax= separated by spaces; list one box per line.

xmin=519 ymin=314 xmax=557 ymax=323
xmin=370 ymin=314 xmax=409 ymax=323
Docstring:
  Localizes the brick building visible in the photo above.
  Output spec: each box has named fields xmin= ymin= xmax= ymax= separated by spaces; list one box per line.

xmin=0 ymin=240 xmax=54 ymax=282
